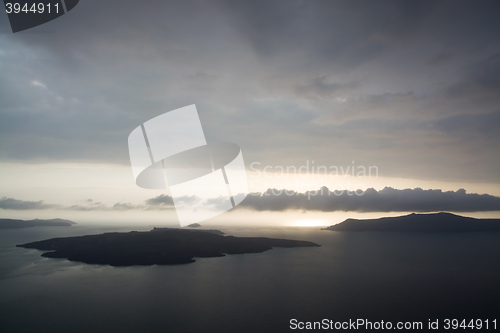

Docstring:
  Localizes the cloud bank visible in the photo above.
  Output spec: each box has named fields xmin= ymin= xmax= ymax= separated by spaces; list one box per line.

xmin=0 ymin=197 xmax=58 ymax=210
xmin=237 ymin=187 xmax=500 ymax=213
xmin=2 ymin=187 xmax=499 ymax=213
xmin=0 ymin=196 xmax=174 ymax=211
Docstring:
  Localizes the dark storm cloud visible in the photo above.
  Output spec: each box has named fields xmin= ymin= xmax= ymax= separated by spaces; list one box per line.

xmin=220 ymin=0 xmax=434 ymax=65
xmin=466 ymin=53 xmax=500 ymax=89
xmin=443 ymin=53 xmax=500 ymax=101
xmin=432 ymin=110 xmax=500 ymax=138
xmin=238 ymin=187 xmax=500 ymax=213
xmin=426 ymin=53 xmax=453 ymax=67
xmin=0 ymin=0 xmax=499 ymax=182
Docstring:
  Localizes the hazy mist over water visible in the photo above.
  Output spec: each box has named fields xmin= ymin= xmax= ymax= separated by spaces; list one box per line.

xmin=1 ymin=225 xmax=499 ymax=333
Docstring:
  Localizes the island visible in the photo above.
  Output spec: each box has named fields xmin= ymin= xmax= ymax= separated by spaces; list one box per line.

xmin=151 ymin=227 xmax=224 ymax=235
xmin=322 ymin=212 xmax=500 ymax=232
xmin=17 ymin=228 xmax=320 ymax=266
xmin=0 ymin=218 xmax=76 ymax=229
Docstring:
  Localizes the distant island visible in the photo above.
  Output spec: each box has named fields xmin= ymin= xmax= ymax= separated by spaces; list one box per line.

xmin=151 ymin=227 xmax=224 ymax=235
xmin=17 ymin=228 xmax=320 ymax=266
xmin=0 ymin=218 xmax=76 ymax=229
xmin=322 ymin=212 xmax=500 ymax=232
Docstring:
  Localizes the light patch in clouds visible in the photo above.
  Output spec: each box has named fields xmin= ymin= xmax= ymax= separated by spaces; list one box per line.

xmin=31 ymin=80 xmax=47 ymax=89
xmin=294 ymin=76 xmax=359 ymax=100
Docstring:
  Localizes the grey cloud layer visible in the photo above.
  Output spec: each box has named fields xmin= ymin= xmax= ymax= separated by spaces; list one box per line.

xmin=0 ymin=196 xmax=174 ymax=211
xmin=0 ymin=1 xmax=499 ymax=181
xmin=0 ymin=197 xmax=58 ymax=210
xmin=238 ymin=187 xmax=500 ymax=213
xmin=2 ymin=187 xmax=499 ymax=213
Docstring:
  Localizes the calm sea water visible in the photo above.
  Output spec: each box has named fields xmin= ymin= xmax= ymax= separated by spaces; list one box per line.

xmin=1 ymin=225 xmax=499 ymax=332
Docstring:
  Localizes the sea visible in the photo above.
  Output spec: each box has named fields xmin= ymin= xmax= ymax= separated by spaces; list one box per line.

xmin=1 ymin=224 xmax=499 ymax=332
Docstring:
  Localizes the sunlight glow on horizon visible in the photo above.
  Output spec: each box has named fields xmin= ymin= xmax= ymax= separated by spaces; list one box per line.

xmin=290 ymin=219 xmax=330 ymax=227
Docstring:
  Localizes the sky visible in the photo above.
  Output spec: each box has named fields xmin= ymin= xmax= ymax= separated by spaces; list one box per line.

xmin=0 ymin=0 xmax=499 ymax=226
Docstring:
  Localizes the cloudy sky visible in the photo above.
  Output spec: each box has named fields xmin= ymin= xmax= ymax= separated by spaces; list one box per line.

xmin=0 ymin=0 xmax=499 ymax=225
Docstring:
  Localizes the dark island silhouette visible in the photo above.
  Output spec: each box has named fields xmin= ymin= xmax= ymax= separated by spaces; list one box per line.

xmin=17 ymin=228 xmax=320 ymax=266
xmin=322 ymin=212 xmax=500 ymax=232
xmin=151 ymin=227 xmax=224 ymax=235
xmin=0 ymin=218 xmax=76 ymax=229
